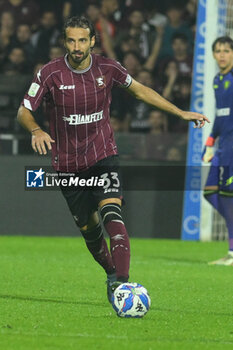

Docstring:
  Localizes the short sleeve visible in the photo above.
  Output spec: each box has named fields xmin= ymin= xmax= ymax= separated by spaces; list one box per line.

xmin=22 ymin=65 xmax=50 ymax=111
xmin=111 ymin=60 xmax=132 ymax=88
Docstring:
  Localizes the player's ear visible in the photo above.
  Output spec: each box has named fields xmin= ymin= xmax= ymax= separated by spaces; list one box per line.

xmin=90 ymin=35 xmax=95 ymax=49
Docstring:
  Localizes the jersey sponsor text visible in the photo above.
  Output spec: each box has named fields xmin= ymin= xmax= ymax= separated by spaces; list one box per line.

xmin=63 ymin=110 xmax=103 ymax=125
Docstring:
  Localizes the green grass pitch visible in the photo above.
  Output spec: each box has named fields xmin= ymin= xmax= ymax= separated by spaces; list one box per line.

xmin=0 ymin=236 xmax=233 ymax=350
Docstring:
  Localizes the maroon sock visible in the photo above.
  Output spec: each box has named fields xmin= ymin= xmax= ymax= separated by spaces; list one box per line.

xmin=104 ymin=221 xmax=130 ymax=281
xmin=82 ymin=224 xmax=115 ymax=275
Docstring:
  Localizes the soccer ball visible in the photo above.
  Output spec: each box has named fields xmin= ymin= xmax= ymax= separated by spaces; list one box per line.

xmin=111 ymin=282 xmax=151 ymax=318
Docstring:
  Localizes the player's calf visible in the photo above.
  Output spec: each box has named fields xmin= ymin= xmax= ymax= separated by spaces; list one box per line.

xmin=100 ymin=202 xmax=130 ymax=282
xmin=80 ymin=220 xmax=115 ymax=275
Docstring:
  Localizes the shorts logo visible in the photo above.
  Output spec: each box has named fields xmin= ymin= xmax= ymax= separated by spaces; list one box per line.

xmin=28 ymin=83 xmax=40 ymax=97
xmin=96 ymin=76 xmax=106 ymax=88
xmin=26 ymin=168 xmax=45 ymax=187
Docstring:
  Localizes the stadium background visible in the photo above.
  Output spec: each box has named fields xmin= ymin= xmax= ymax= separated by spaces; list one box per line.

xmin=0 ymin=0 xmax=197 ymax=238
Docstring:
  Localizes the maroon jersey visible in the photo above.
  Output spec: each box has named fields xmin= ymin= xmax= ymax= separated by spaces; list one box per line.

xmin=22 ymin=54 xmax=132 ymax=172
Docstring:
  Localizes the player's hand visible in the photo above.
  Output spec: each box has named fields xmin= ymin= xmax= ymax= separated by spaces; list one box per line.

xmin=203 ymin=146 xmax=214 ymax=163
xmin=31 ymin=129 xmax=55 ymax=155
xmin=179 ymin=111 xmax=210 ymax=128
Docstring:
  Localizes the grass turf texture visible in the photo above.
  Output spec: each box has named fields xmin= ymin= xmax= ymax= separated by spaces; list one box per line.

xmin=0 ymin=236 xmax=233 ymax=350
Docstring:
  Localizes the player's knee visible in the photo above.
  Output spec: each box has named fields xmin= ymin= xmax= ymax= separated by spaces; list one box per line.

xmin=100 ymin=203 xmax=124 ymax=225
xmin=80 ymin=223 xmax=102 ymax=243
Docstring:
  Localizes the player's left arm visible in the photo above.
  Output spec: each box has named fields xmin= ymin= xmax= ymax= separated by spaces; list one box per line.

xmin=127 ymin=78 xmax=210 ymax=128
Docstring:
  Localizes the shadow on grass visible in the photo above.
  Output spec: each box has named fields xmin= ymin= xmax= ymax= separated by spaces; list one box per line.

xmin=0 ymin=294 xmax=104 ymax=307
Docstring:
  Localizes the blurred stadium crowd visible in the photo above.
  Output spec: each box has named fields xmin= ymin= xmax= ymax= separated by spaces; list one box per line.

xmin=0 ymin=0 xmax=197 ymax=158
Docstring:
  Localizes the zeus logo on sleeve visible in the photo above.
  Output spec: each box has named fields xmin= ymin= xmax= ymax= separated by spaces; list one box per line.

xmin=63 ymin=110 xmax=104 ymax=125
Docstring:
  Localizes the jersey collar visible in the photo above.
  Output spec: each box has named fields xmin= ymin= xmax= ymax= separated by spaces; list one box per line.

xmin=64 ymin=54 xmax=93 ymax=74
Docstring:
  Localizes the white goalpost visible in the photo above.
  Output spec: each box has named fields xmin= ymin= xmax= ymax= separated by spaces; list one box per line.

xmin=182 ymin=0 xmax=233 ymax=241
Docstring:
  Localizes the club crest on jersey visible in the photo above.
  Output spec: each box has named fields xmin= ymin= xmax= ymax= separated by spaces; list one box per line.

xmin=96 ymin=76 xmax=106 ymax=88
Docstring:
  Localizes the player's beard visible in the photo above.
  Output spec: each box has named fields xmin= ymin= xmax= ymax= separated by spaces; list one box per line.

xmin=69 ymin=48 xmax=90 ymax=66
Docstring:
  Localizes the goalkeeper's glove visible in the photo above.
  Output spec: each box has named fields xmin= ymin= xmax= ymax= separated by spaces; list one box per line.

xmin=202 ymin=135 xmax=215 ymax=163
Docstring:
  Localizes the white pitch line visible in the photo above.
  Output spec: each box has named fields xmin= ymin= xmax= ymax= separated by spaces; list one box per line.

xmin=0 ymin=330 xmax=128 ymax=340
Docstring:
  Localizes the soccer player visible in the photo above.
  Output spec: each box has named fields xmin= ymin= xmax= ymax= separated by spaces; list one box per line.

xmin=17 ymin=16 xmax=209 ymax=300
xmin=203 ymin=36 xmax=233 ymax=265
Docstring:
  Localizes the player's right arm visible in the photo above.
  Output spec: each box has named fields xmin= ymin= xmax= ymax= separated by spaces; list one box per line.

xmin=17 ymin=64 xmax=55 ymax=155
xmin=17 ymin=106 xmax=55 ymax=155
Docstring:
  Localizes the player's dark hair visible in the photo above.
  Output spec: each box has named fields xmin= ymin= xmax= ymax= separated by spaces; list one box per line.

xmin=63 ymin=16 xmax=96 ymax=39
xmin=212 ymin=36 xmax=233 ymax=51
